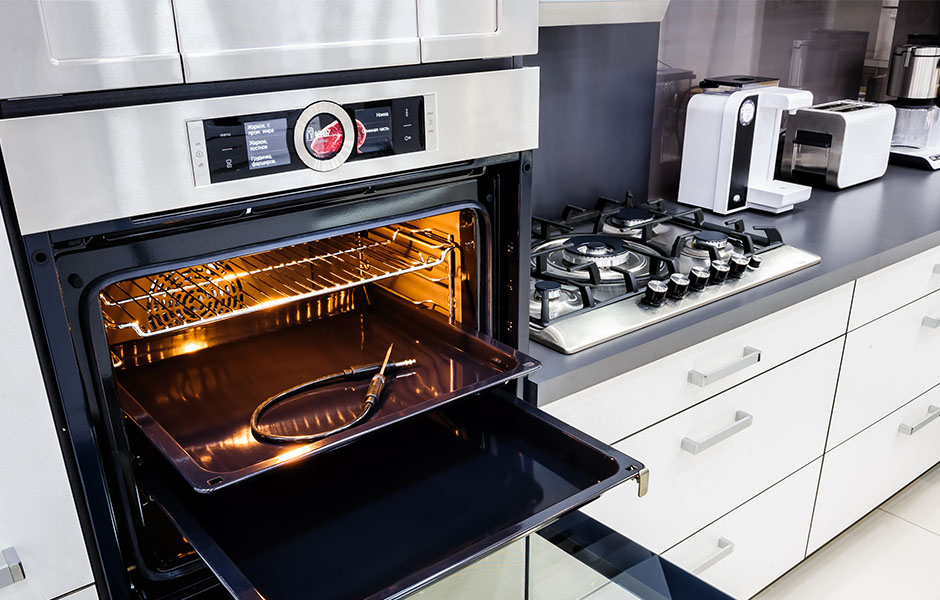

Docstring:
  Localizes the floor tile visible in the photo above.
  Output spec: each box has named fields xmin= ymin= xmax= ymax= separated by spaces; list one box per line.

xmin=754 ymin=509 xmax=940 ymax=600
xmin=880 ymin=462 xmax=940 ymax=536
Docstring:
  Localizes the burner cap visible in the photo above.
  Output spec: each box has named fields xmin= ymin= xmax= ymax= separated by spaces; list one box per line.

xmin=693 ymin=230 xmax=729 ymax=250
xmin=562 ymin=236 xmax=633 ymax=268
xmin=534 ymin=281 xmax=562 ymax=300
xmin=608 ymin=208 xmax=655 ymax=229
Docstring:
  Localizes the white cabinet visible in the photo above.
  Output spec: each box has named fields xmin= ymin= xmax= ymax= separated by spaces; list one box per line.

xmin=808 ymin=385 xmax=940 ymax=554
xmin=0 ymin=216 xmax=93 ymax=598
xmin=418 ymin=0 xmax=538 ymax=62
xmin=544 ymin=284 xmax=852 ymax=446
xmin=849 ymin=245 xmax=940 ymax=330
xmin=539 ymin=0 xmax=671 ymax=26
xmin=0 ymin=0 xmax=182 ymax=99
xmin=582 ymin=340 xmax=841 ymax=553
xmin=662 ymin=459 xmax=821 ymax=600
xmin=829 ymin=288 xmax=940 ymax=450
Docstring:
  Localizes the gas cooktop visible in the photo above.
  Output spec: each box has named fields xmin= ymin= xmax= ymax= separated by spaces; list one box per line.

xmin=529 ymin=194 xmax=820 ymax=354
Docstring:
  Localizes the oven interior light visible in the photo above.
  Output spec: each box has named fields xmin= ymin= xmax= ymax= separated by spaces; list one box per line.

xmin=179 ymin=341 xmax=208 ymax=354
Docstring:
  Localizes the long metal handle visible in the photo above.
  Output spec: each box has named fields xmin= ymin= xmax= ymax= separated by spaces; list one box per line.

xmin=691 ymin=538 xmax=735 ymax=575
xmin=899 ymin=405 xmax=940 ymax=435
xmin=923 ymin=316 xmax=940 ymax=329
xmin=688 ymin=347 xmax=761 ymax=387
xmin=681 ymin=411 xmax=754 ymax=455
xmin=0 ymin=547 xmax=25 ymax=588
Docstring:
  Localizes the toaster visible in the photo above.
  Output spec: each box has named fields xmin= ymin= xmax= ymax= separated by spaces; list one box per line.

xmin=781 ymin=100 xmax=896 ymax=189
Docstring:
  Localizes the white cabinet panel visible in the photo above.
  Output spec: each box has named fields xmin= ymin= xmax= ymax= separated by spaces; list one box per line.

xmin=829 ymin=288 xmax=940 ymax=450
xmin=0 ymin=216 xmax=93 ymax=599
xmin=809 ymin=384 xmax=940 ymax=554
xmin=0 ymin=0 xmax=182 ymax=99
xmin=61 ymin=587 xmax=96 ymax=600
xmin=849 ymin=244 xmax=940 ymax=330
xmin=418 ymin=0 xmax=538 ymax=62
xmin=583 ymin=340 xmax=841 ymax=553
xmin=662 ymin=460 xmax=820 ymax=600
xmin=539 ymin=0 xmax=670 ymax=26
xmin=174 ymin=0 xmax=422 ymax=83
xmin=544 ymin=284 xmax=852 ymax=445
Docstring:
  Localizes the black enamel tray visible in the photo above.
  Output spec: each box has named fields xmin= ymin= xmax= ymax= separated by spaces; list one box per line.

xmin=144 ymin=392 xmax=645 ymax=600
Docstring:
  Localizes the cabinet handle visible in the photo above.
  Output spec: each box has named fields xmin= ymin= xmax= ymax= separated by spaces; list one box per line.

xmin=923 ymin=316 xmax=940 ymax=329
xmin=899 ymin=405 xmax=940 ymax=435
xmin=688 ymin=347 xmax=761 ymax=387
xmin=933 ymin=263 xmax=940 ymax=275
xmin=691 ymin=537 xmax=735 ymax=575
xmin=681 ymin=410 xmax=753 ymax=454
xmin=0 ymin=547 xmax=25 ymax=589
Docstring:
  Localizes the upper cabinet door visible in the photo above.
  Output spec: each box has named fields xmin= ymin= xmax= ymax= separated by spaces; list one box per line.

xmin=0 ymin=0 xmax=182 ymax=100
xmin=417 ymin=0 xmax=538 ymax=63
xmin=173 ymin=0 xmax=422 ymax=83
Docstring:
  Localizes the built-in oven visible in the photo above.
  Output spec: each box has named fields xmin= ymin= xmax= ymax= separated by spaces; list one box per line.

xmin=0 ymin=67 xmax=648 ymax=599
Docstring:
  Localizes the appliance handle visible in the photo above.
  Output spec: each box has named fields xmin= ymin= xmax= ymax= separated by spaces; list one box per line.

xmin=933 ymin=263 xmax=940 ymax=275
xmin=0 ymin=547 xmax=25 ymax=589
xmin=923 ymin=316 xmax=940 ymax=329
xmin=899 ymin=405 xmax=940 ymax=435
xmin=688 ymin=347 xmax=761 ymax=387
xmin=681 ymin=411 xmax=753 ymax=455
xmin=691 ymin=537 xmax=735 ymax=575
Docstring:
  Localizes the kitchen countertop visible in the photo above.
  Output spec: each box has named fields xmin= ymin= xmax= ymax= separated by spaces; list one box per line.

xmin=528 ymin=166 xmax=940 ymax=405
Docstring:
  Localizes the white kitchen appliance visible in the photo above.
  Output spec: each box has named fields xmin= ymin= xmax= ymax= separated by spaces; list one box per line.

xmin=887 ymin=44 xmax=940 ymax=170
xmin=781 ymin=100 xmax=896 ymax=189
xmin=678 ymin=76 xmax=814 ymax=214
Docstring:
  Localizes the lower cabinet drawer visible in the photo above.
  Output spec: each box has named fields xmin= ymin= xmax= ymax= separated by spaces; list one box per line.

xmin=662 ymin=459 xmax=821 ymax=600
xmin=582 ymin=339 xmax=841 ymax=553
xmin=829 ymin=288 xmax=940 ymax=449
xmin=808 ymin=383 xmax=940 ymax=554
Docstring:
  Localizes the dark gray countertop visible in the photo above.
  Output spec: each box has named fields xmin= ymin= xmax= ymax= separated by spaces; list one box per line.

xmin=528 ymin=166 xmax=940 ymax=405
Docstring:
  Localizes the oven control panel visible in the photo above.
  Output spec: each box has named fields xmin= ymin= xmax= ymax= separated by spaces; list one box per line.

xmin=187 ymin=95 xmax=428 ymax=185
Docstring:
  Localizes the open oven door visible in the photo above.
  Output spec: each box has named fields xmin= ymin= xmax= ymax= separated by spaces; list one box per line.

xmin=142 ymin=387 xmax=649 ymax=600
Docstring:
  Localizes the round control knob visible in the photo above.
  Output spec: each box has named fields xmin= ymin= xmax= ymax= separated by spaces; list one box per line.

xmin=689 ymin=266 xmax=710 ymax=291
xmin=667 ymin=273 xmax=690 ymax=299
xmin=534 ymin=280 xmax=562 ymax=300
xmin=729 ymin=255 xmax=750 ymax=278
xmin=710 ymin=260 xmax=730 ymax=284
xmin=749 ymin=255 xmax=763 ymax=270
xmin=293 ymin=101 xmax=355 ymax=172
xmin=643 ymin=280 xmax=668 ymax=307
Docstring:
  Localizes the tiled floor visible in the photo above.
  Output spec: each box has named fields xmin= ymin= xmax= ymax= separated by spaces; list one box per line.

xmin=755 ymin=463 xmax=940 ymax=600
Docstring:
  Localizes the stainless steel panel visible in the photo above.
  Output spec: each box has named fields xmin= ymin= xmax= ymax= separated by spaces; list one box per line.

xmin=887 ymin=45 xmax=940 ymax=100
xmin=418 ymin=0 xmax=538 ymax=62
xmin=172 ymin=0 xmax=421 ymax=82
xmin=0 ymin=0 xmax=182 ymax=99
xmin=531 ymin=245 xmax=822 ymax=354
xmin=538 ymin=0 xmax=670 ymax=26
xmin=0 ymin=68 xmax=539 ymax=234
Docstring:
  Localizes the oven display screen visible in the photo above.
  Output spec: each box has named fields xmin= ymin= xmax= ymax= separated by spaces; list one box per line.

xmin=244 ymin=118 xmax=291 ymax=170
xmin=355 ymin=107 xmax=393 ymax=155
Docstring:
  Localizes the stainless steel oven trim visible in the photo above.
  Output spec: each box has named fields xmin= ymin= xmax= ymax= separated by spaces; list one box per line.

xmin=0 ymin=68 xmax=538 ymax=235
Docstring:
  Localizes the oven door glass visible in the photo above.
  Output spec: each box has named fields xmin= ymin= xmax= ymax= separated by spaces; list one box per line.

xmin=143 ymin=391 xmax=647 ymax=600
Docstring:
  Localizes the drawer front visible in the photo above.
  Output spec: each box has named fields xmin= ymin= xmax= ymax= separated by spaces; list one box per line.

xmin=829 ymin=289 xmax=940 ymax=450
xmin=849 ymin=244 xmax=940 ymax=330
xmin=582 ymin=340 xmax=841 ymax=553
xmin=809 ymin=384 xmax=940 ymax=554
xmin=662 ymin=459 xmax=821 ymax=600
xmin=545 ymin=284 xmax=852 ymax=445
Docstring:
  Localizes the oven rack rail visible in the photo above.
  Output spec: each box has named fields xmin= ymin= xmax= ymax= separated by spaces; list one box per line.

xmin=99 ymin=224 xmax=457 ymax=339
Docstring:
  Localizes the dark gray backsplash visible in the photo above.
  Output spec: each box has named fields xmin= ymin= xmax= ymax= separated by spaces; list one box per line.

xmin=524 ymin=23 xmax=659 ymax=218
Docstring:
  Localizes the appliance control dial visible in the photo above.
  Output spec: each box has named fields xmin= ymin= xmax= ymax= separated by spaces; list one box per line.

xmin=729 ymin=254 xmax=750 ymax=278
xmin=667 ymin=273 xmax=691 ymax=299
xmin=739 ymin=99 xmax=756 ymax=126
xmin=709 ymin=260 xmax=730 ymax=284
xmin=643 ymin=280 xmax=668 ymax=307
xmin=749 ymin=255 xmax=763 ymax=270
xmin=689 ymin=266 xmax=710 ymax=291
xmin=293 ymin=101 xmax=355 ymax=172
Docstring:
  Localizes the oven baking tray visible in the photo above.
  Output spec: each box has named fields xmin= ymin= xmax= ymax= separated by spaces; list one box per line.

xmin=143 ymin=392 xmax=646 ymax=600
xmin=117 ymin=292 xmax=538 ymax=492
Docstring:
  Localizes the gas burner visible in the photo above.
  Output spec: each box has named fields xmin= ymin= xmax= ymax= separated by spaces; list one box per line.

xmin=692 ymin=230 xmax=729 ymax=250
xmin=603 ymin=208 xmax=657 ymax=235
xmin=533 ymin=235 xmax=653 ymax=284
xmin=530 ymin=280 xmax=583 ymax=321
xmin=680 ymin=231 xmax=736 ymax=274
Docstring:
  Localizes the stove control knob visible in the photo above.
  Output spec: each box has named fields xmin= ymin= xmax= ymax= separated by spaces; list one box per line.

xmin=729 ymin=255 xmax=750 ymax=278
xmin=667 ymin=273 xmax=690 ymax=299
xmin=749 ymin=255 xmax=763 ymax=270
xmin=689 ymin=266 xmax=710 ymax=291
xmin=710 ymin=260 xmax=730 ymax=284
xmin=643 ymin=280 xmax=668 ymax=307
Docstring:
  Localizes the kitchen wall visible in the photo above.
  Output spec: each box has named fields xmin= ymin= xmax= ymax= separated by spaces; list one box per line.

xmin=525 ymin=23 xmax=660 ymax=218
